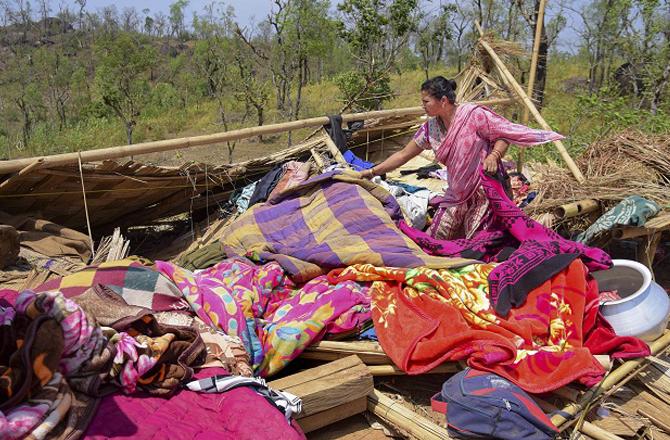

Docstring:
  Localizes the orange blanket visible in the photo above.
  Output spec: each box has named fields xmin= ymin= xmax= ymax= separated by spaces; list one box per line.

xmin=329 ymin=260 xmax=649 ymax=393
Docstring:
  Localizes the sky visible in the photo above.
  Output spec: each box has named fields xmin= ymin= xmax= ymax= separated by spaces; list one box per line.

xmin=61 ymin=0 xmax=278 ymax=28
xmin=56 ymin=0 xmax=585 ymax=53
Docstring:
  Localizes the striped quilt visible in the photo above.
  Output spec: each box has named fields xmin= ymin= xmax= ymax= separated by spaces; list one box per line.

xmin=221 ymin=170 xmax=474 ymax=282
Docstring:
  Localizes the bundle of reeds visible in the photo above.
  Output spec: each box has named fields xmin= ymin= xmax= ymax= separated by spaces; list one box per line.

xmin=526 ymin=130 xmax=670 ymax=217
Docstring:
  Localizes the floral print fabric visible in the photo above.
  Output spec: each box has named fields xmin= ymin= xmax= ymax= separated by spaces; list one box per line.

xmin=156 ymin=258 xmax=371 ymax=376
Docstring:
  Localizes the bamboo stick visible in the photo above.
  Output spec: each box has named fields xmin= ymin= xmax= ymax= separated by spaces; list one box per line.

xmin=0 ymin=99 xmax=516 ymax=174
xmin=368 ymin=363 xmax=459 ymax=376
xmin=367 ymin=389 xmax=449 ymax=440
xmin=551 ymin=330 xmax=670 ymax=428
xmin=518 ymin=0 xmax=547 ymax=172
xmin=580 ymin=421 xmax=626 ymax=440
xmin=321 ymin=128 xmax=348 ymax=166
xmin=475 ymin=34 xmax=585 ymax=183
xmin=554 ymin=199 xmax=599 ymax=219
xmin=0 ymin=158 xmax=44 ymax=189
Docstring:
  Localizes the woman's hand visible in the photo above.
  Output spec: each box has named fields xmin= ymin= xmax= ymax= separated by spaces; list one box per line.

xmin=361 ymin=168 xmax=376 ymax=179
xmin=483 ymin=154 xmax=498 ymax=174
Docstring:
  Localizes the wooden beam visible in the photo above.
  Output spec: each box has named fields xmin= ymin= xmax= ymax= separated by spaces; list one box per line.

xmin=518 ymin=0 xmax=547 ymax=172
xmin=297 ymin=397 xmax=367 ymax=433
xmin=268 ymin=355 xmax=373 ymax=420
xmin=475 ymin=34 xmax=585 ymax=183
xmin=367 ymin=389 xmax=450 ymax=440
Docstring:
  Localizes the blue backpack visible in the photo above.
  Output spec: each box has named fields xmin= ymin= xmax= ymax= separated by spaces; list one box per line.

xmin=431 ymin=368 xmax=559 ymax=440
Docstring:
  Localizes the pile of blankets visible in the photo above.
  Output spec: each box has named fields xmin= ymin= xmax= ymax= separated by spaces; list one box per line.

xmin=0 ymin=167 xmax=654 ymax=439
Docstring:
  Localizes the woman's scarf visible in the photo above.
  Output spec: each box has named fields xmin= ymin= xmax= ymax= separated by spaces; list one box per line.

xmin=432 ymin=103 xmax=564 ymax=207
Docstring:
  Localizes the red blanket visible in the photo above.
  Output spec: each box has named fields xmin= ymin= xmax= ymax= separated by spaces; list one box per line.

xmin=330 ymin=260 xmax=649 ymax=393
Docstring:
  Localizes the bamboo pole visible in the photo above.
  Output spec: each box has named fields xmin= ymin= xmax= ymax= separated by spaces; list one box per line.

xmin=580 ymin=422 xmax=626 ymax=440
xmin=321 ymin=128 xmax=348 ymax=166
xmin=0 ymin=158 xmax=44 ymax=189
xmin=551 ymin=330 xmax=670 ymax=428
xmin=0 ymin=98 xmax=515 ymax=175
xmin=518 ymin=0 xmax=547 ymax=172
xmin=367 ymin=389 xmax=449 ymax=440
xmin=475 ymin=34 xmax=585 ymax=183
xmin=554 ymin=199 xmax=599 ymax=219
xmin=368 ymin=363 xmax=459 ymax=376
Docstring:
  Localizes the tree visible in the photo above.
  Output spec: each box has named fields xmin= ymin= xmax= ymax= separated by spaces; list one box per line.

xmin=617 ymin=0 xmax=670 ymax=113
xmin=94 ymin=33 xmax=157 ymax=144
xmin=416 ymin=4 xmax=456 ymax=79
xmin=34 ymin=46 xmax=75 ymax=130
xmin=237 ymin=0 xmax=334 ymax=144
xmin=516 ymin=0 xmax=567 ymax=109
xmin=193 ymin=3 xmax=240 ymax=161
xmin=169 ymin=0 xmax=189 ymax=41
xmin=232 ymin=40 xmax=270 ymax=140
xmin=335 ymin=0 xmax=419 ymax=110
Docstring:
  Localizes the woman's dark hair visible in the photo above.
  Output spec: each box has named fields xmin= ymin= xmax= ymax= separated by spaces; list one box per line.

xmin=421 ymin=76 xmax=457 ymax=104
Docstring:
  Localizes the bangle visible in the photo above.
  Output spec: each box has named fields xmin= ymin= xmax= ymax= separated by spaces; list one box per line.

xmin=369 ymin=168 xmax=377 ymax=177
xmin=490 ymin=150 xmax=501 ymax=159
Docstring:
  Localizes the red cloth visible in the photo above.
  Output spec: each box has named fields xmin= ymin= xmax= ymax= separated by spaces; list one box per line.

xmin=330 ymin=260 xmax=649 ymax=393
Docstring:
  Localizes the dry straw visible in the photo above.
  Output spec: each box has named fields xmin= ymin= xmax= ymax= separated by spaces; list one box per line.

xmin=526 ymin=130 xmax=670 ymax=218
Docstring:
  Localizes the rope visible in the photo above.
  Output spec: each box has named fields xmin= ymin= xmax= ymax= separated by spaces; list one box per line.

xmin=78 ymin=152 xmax=96 ymax=261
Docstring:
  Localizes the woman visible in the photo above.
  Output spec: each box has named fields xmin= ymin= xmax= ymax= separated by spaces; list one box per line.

xmin=361 ymin=76 xmax=563 ymax=240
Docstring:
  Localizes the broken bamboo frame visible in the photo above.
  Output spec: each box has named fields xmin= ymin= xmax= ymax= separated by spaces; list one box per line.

xmin=0 ymin=98 xmax=515 ymax=174
xmin=475 ymin=32 xmax=585 ymax=183
xmin=368 ymin=389 xmax=448 ymax=440
xmin=551 ymin=330 xmax=670 ymax=428
xmin=518 ymin=0 xmax=547 ymax=172
xmin=554 ymin=199 xmax=599 ymax=219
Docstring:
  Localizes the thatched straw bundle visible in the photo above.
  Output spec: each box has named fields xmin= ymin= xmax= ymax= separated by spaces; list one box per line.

xmin=526 ymin=130 xmax=670 ymax=215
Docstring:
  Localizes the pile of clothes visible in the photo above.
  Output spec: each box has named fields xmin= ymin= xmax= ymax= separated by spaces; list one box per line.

xmin=0 ymin=162 xmax=653 ymax=439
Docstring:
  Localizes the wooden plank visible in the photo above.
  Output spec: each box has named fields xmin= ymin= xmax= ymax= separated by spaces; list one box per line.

xmin=297 ymin=396 xmax=367 ymax=433
xmin=269 ymin=355 xmax=373 ymax=418
xmin=367 ymin=389 xmax=449 ymax=440
xmin=301 ymin=340 xmax=393 ymax=365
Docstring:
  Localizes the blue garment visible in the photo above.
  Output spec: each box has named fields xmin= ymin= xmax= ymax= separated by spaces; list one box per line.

xmin=343 ymin=150 xmax=374 ymax=171
xmin=358 ymin=326 xmax=378 ymax=341
xmin=386 ymin=180 xmax=427 ymax=194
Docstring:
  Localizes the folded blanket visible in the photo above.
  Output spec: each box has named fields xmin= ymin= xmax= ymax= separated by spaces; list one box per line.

xmin=576 ymin=196 xmax=661 ymax=243
xmin=329 ymin=260 xmax=649 ymax=393
xmin=220 ymin=170 xmax=474 ymax=283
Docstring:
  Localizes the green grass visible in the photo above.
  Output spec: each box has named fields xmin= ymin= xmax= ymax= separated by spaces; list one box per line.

xmin=2 ymin=56 xmax=668 ymax=162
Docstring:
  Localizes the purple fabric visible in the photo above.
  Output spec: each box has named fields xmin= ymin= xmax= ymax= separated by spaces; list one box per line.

xmin=84 ymin=368 xmax=306 ymax=440
xmin=400 ymin=172 xmax=612 ymax=315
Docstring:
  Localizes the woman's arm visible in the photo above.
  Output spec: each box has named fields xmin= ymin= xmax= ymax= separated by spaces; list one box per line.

xmin=482 ymin=139 xmax=509 ymax=174
xmin=361 ymin=139 xmax=424 ymax=178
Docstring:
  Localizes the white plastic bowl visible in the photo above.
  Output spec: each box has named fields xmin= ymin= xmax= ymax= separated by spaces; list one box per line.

xmin=593 ymin=259 xmax=670 ymax=341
